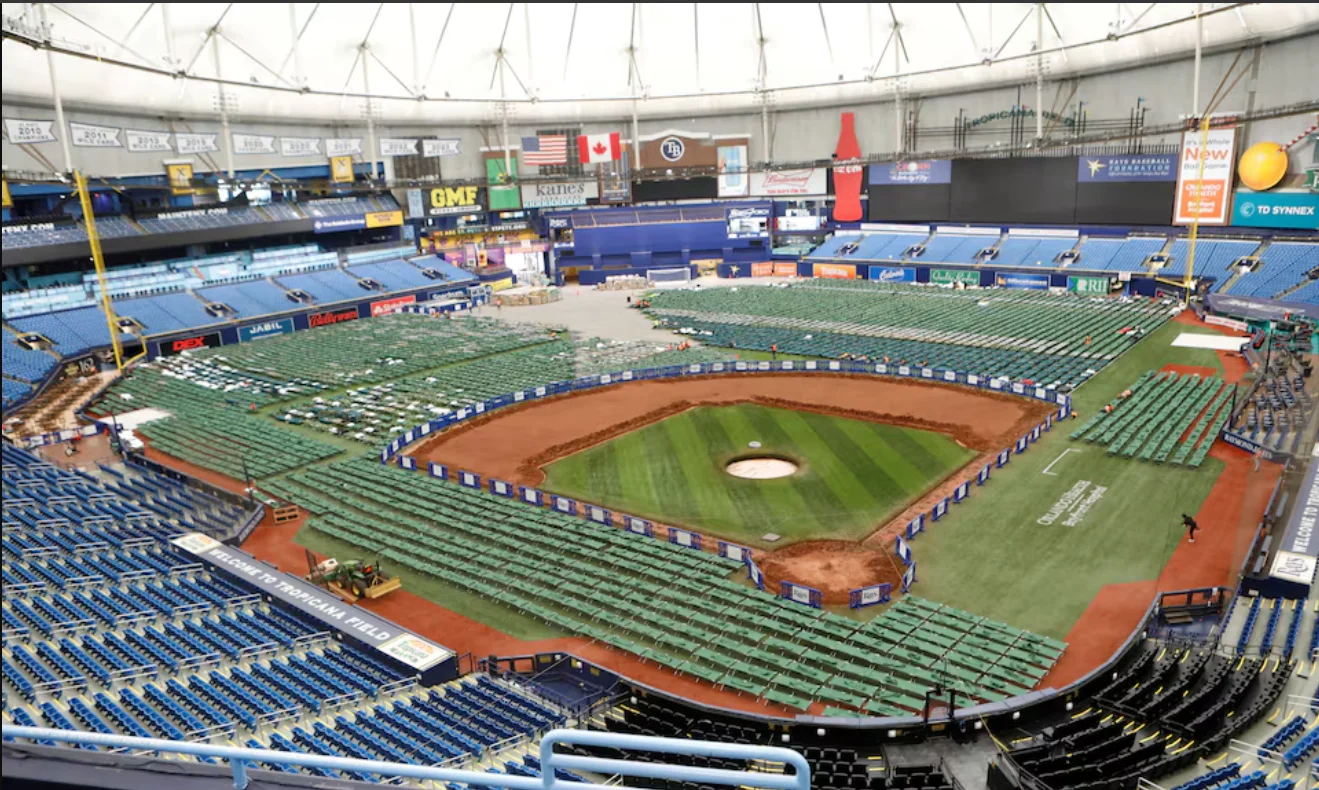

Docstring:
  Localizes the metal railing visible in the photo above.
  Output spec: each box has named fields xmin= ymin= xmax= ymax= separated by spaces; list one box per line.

xmin=0 ymin=725 xmax=811 ymax=790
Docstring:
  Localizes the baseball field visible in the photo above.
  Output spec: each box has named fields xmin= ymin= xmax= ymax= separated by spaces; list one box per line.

xmin=540 ymin=403 xmax=977 ymax=547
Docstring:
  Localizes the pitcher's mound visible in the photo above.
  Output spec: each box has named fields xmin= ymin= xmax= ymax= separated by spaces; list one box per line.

xmin=759 ymin=540 xmax=904 ymax=607
xmin=725 ymin=457 xmax=799 ymax=480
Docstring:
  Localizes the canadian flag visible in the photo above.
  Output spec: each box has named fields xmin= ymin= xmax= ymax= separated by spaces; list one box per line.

xmin=578 ymin=132 xmax=622 ymax=164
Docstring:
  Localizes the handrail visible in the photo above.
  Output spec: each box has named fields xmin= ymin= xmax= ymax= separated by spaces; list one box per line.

xmin=1 ymin=725 xmax=809 ymax=790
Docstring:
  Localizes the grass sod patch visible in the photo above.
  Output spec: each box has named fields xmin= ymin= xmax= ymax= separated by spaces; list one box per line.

xmin=541 ymin=403 xmax=976 ymax=549
xmin=912 ymin=319 xmax=1227 ymax=640
xmin=294 ymin=521 xmax=568 ymax=642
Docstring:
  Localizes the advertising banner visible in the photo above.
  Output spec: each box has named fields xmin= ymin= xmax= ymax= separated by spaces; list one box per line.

xmin=69 ymin=122 xmax=122 ymax=148
xmin=1205 ymin=293 xmax=1319 ymax=322
xmin=365 ymin=210 xmax=404 ymax=229
xmin=869 ymin=159 xmax=953 ymax=185
xmin=868 ymin=266 xmax=917 ymax=283
xmin=160 ymin=331 xmax=222 ymax=357
xmin=309 ymin=308 xmax=359 ymax=328
xmin=1278 ymin=454 xmax=1319 ymax=559
xmin=486 ymin=154 xmax=521 ymax=210
xmin=1077 ymin=154 xmax=1177 ymax=182
xmin=312 ymin=216 xmax=368 ymax=233
xmin=832 ymin=112 xmax=863 ymax=222
xmin=727 ymin=206 xmax=770 ymax=239
xmin=1068 ymin=276 xmax=1112 ymax=294
xmin=170 ymin=533 xmax=452 ymax=670
xmin=125 ymin=129 xmax=173 ymax=152
xmin=717 ymin=144 xmax=750 ymax=197
xmin=1230 ymin=191 xmax=1319 ymax=230
xmin=813 ymin=263 xmax=856 ymax=280
xmin=774 ymin=262 xmax=799 ymax=277
xmin=520 ymin=180 xmax=598 ymax=208
xmin=428 ymin=185 xmax=484 ymax=216
xmin=238 ymin=318 xmax=294 ymax=343
xmin=370 ymin=294 xmax=418 ymax=317
xmin=751 ymin=169 xmax=828 ymax=196
xmin=930 ymin=268 xmax=980 ymax=286
xmin=1173 ymin=127 xmax=1238 ymax=225
xmin=599 ymin=151 xmax=632 ymax=204
xmin=751 ymin=262 xmax=774 ymax=277
xmin=995 ymin=273 xmax=1050 ymax=291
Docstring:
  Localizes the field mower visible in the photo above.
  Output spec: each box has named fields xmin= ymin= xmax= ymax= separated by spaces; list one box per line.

xmin=305 ymin=552 xmax=402 ymax=601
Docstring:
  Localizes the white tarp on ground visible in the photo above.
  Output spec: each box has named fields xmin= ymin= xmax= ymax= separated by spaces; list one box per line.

xmin=1171 ymin=333 xmax=1250 ymax=351
xmin=106 ymin=407 xmax=172 ymax=432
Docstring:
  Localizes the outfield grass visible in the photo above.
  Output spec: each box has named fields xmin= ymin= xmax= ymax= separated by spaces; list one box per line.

xmin=913 ymin=319 xmax=1227 ymax=640
xmin=541 ymin=403 xmax=976 ymax=548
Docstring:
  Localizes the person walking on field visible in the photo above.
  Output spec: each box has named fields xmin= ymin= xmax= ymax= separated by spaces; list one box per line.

xmin=1182 ymin=514 xmax=1199 ymax=544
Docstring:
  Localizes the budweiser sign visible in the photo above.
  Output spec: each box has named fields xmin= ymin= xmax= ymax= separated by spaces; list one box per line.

xmin=751 ymin=169 xmax=827 ymax=197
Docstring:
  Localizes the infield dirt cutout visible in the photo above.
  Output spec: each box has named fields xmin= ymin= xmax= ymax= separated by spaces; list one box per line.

xmin=411 ymin=373 xmax=1054 ymax=603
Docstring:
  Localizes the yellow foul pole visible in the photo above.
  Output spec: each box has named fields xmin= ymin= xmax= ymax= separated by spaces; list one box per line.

xmin=1182 ymin=116 xmax=1213 ymax=299
xmin=74 ymin=170 xmax=125 ymax=371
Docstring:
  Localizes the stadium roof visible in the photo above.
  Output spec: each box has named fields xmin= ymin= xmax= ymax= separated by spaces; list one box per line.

xmin=2 ymin=3 xmax=1317 ymax=124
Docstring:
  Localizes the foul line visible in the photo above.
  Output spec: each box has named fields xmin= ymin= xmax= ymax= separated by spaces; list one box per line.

xmin=1042 ymin=448 xmax=1080 ymax=476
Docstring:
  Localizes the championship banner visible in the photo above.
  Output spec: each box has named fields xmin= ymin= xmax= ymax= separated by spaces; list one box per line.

xmin=901 ymin=563 xmax=917 ymax=593
xmin=953 ymin=481 xmax=971 ymax=503
xmin=977 ymin=463 xmax=991 ymax=485
xmin=126 ymin=129 xmax=172 ymax=152
xmin=325 ymin=138 xmax=363 ymax=157
xmin=587 ymin=505 xmax=613 ymax=526
xmin=166 ymin=162 xmax=195 ymax=195
xmin=931 ymin=498 xmax=950 ymax=522
xmin=69 ymin=122 xmax=122 ymax=148
xmin=905 ymin=514 xmax=924 ymax=539
xmin=625 ymin=516 xmax=653 ymax=537
xmin=423 ymin=138 xmax=461 ymax=157
xmin=895 ymin=535 xmax=913 ymax=566
xmin=519 ymin=486 xmax=542 ymax=506
xmin=176 ymin=133 xmax=218 ymax=154
xmin=849 ymin=583 xmax=892 ymax=609
xmin=330 ymin=155 xmax=355 ymax=183
xmin=379 ymin=138 xmax=419 ymax=157
xmin=4 ymin=118 xmax=57 ymax=144
xmin=668 ymin=526 xmax=702 ymax=550
xmin=1173 ymin=127 xmax=1238 ymax=225
xmin=717 ymin=144 xmax=749 ymax=197
xmin=428 ymin=463 xmax=448 ymax=480
xmin=459 ymin=471 xmax=481 ymax=489
xmin=280 ymin=136 xmax=321 ymax=157
xmin=232 ymin=133 xmax=276 ymax=155
xmin=780 ymin=581 xmax=823 ymax=609
xmin=553 ymin=496 xmax=578 ymax=516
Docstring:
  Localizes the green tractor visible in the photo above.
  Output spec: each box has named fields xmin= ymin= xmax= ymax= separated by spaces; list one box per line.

xmin=305 ymin=553 xmax=402 ymax=601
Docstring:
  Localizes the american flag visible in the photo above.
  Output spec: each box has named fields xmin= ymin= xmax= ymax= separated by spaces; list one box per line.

xmin=521 ymin=135 xmax=568 ymax=166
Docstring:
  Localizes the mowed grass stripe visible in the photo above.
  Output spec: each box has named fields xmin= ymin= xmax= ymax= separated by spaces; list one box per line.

xmin=640 ymin=418 xmax=704 ymax=523
xmin=774 ymin=410 xmax=893 ymax=521
xmin=834 ymin=419 xmax=931 ymax=495
xmin=584 ymin=440 xmax=623 ymax=502
xmin=688 ymin=407 xmax=784 ymax=533
xmin=720 ymin=405 xmax=823 ymax=532
xmin=870 ymin=422 xmax=972 ymax=480
xmin=662 ymin=407 xmax=743 ymax=529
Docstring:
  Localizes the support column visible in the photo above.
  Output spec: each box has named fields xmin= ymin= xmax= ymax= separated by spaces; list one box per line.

xmin=362 ymin=47 xmax=378 ymax=181
xmin=1035 ymin=3 xmax=1044 ymax=142
xmin=289 ymin=3 xmax=303 ymax=87
xmin=38 ymin=3 xmax=74 ymax=173
xmin=1191 ymin=3 xmax=1203 ymax=116
xmin=893 ymin=31 xmax=902 ymax=154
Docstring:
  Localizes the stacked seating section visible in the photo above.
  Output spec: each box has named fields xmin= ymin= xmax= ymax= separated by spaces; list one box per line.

xmin=1006 ymin=638 xmax=1293 ymax=789
xmin=0 ymin=442 xmax=570 ymax=780
xmin=1068 ymin=370 xmax=1232 ymax=466
xmin=1 ymin=217 xmax=142 ymax=250
xmin=1229 ymin=336 xmax=1313 ymax=454
xmin=647 ymin=280 xmax=1172 ymax=388
xmin=277 ymin=455 xmax=1065 ymax=714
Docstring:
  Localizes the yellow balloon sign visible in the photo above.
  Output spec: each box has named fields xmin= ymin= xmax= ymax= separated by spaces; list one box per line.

xmin=1237 ymin=141 xmax=1289 ymax=191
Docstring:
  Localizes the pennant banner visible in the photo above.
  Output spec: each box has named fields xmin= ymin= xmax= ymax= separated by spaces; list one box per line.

xmin=280 ymin=137 xmax=321 ymax=157
xmin=4 ymin=118 xmax=56 ymax=144
xmin=176 ymin=133 xmax=218 ymax=154
xmin=126 ymin=129 xmax=173 ymax=152
xmin=380 ymin=138 xmax=419 ymax=157
xmin=232 ymin=133 xmax=276 ymax=155
xmin=423 ymin=138 xmax=461 ymax=157
xmin=69 ymin=122 xmax=122 ymax=148
xmin=325 ymin=138 xmax=363 ymax=157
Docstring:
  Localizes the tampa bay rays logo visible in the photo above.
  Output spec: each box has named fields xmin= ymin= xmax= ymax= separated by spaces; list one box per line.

xmin=660 ymin=136 xmax=686 ymax=162
xmin=729 ymin=265 xmax=742 ymax=276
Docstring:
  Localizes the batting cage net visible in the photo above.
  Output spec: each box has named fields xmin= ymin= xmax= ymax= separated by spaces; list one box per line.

xmin=648 ymin=267 xmax=693 ymax=287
